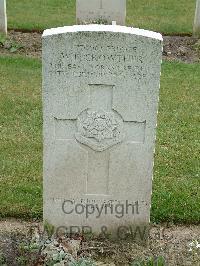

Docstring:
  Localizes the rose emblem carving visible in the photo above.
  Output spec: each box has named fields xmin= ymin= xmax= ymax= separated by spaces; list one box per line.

xmin=75 ymin=109 xmax=124 ymax=151
xmin=81 ymin=111 xmax=119 ymax=141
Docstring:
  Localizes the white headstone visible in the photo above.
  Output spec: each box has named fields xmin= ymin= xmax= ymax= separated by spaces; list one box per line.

xmin=76 ymin=0 xmax=126 ymax=25
xmin=0 ymin=0 xmax=7 ymax=35
xmin=193 ymin=0 xmax=200 ymax=37
xmin=42 ymin=25 xmax=162 ymax=239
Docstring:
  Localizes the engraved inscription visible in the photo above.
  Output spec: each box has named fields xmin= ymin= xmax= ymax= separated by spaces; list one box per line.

xmin=48 ymin=42 xmax=147 ymax=79
xmin=75 ymin=109 xmax=124 ymax=151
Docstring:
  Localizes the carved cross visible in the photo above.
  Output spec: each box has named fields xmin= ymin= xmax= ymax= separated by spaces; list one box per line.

xmin=55 ymin=84 xmax=145 ymax=196
xmin=99 ymin=0 xmax=103 ymax=9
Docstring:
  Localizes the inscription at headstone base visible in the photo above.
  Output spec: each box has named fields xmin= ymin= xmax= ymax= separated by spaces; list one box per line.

xmin=76 ymin=0 xmax=126 ymax=25
xmin=0 ymin=0 xmax=7 ymax=34
xmin=42 ymin=25 xmax=163 ymax=238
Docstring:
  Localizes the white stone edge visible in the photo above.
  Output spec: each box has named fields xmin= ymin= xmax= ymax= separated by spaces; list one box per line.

xmin=42 ymin=24 xmax=163 ymax=41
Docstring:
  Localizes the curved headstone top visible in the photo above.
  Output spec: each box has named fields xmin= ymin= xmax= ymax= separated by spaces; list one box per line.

xmin=43 ymin=24 xmax=163 ymax=41
xmin=42 ymin=23 xmax=163 ymax=240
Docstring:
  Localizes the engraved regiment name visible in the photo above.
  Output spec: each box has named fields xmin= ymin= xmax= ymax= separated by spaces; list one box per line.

xmin=49 ymin=44 xmax=146 ymax=79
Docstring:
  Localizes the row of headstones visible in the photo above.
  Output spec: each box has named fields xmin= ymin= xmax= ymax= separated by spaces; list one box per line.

xmin=0 ymin=0 xmax=200 ymax=36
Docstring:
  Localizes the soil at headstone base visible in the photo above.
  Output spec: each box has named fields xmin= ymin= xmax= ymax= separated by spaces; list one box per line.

xmin=0 ymin=30 xmax=200 ymax=63
xmin=0 ymin=219 xmax=199 ymax=265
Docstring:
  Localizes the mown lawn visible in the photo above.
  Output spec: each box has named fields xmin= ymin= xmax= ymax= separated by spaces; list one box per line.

xmin=0 ymin=56 xmax=199 ymax=223
xmin=152 ymin=61 xmax=200 ymax=224
xmin=7 ymin=0 xmax=196 ymax=34
xmin=0 ymin=57 xmax=42 ymax=218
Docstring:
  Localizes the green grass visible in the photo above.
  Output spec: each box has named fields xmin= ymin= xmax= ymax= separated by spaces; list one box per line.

xmin=0 ymin=57 xmax=42 ymax=218
xmin=127 ymin=0 xmax=196 ymax=34
xmin=7 ymin=0 xmax=75 ymax=31
xmin=152 ymin=61 xmax=200 ymax=224
xmin=0 ymin=56 xmax=199 ymax=223
xmin=7 ymin=0 xmax=196 ymax=34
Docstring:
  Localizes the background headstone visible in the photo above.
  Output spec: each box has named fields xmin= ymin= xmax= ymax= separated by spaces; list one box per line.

xmin=0 ymin=0 xmax=7 ymax=35
xmin=76 ymin=0 xmax=126 ymax=25
xmin=193 ymin=0 xmax=200 ymax=37
xmin=42 ymin=25 xmax=162 ymax=238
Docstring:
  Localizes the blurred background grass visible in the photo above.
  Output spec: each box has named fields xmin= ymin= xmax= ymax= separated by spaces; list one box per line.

xmin=7 ymin=0 xmax=196 ymax=34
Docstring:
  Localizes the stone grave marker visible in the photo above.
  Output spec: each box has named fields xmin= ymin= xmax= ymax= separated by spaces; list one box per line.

xmin=76 ymin=0 xmax=126 ymax=25
xmin=0 ymin=0 xmax=7 ymax=35
xmin=42 ymin=25 xmax=162 ymax=239
xmin=193 ymin=0 xmax=200 ymax=37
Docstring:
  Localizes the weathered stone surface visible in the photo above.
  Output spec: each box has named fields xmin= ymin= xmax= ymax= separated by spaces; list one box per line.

xmin=193 ymin=0 xmax=200 ymax=37
xmin=42 ymin=25 xmax=162 ymax=238
xmin=0 ymin=0 xmax=7 ymax=34
xmin=76 ymin=0 xmax=126 ymax=25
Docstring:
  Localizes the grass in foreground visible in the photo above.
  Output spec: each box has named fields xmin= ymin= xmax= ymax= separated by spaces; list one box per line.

xmin=0 ymin=56 xmax=199 ymax=223
xmin=152 ymin=61 xmax=200 ymax=223
xmin=0 ymin=57 xmax=42 ymax=218
xmin=7 ymin=0 xmax=196 ymax=34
